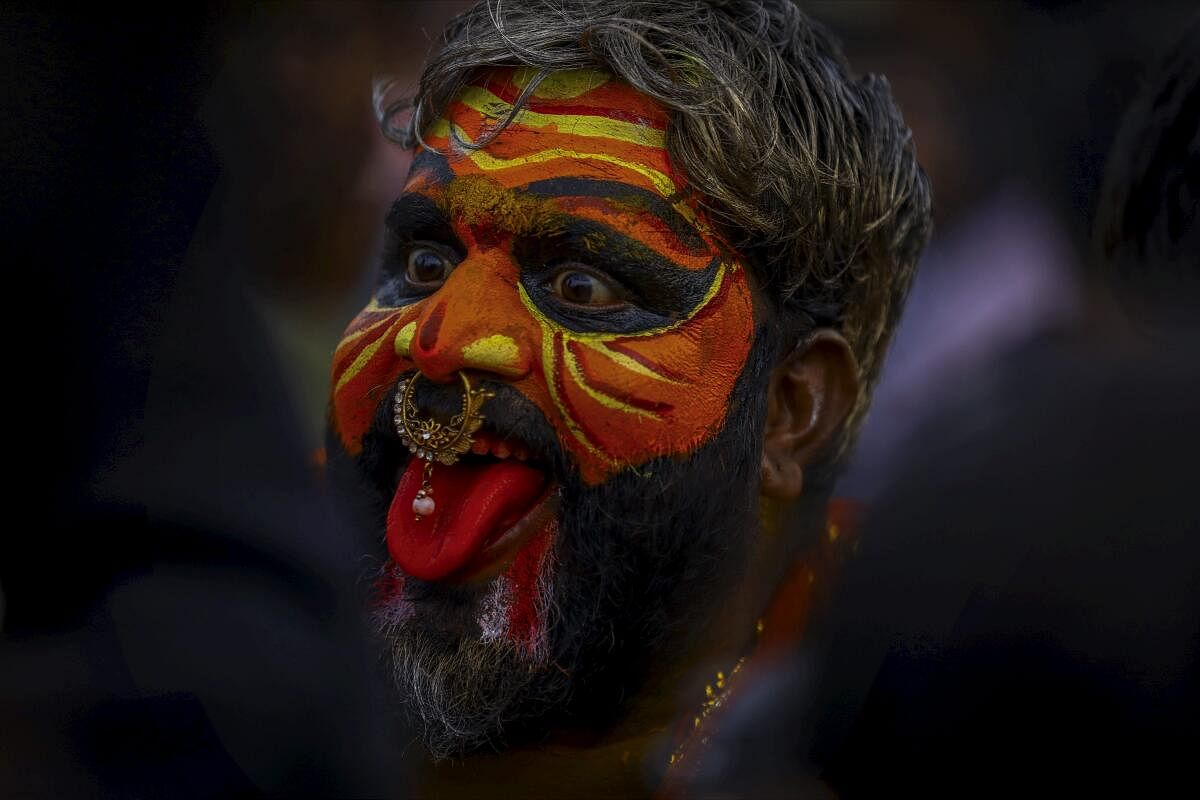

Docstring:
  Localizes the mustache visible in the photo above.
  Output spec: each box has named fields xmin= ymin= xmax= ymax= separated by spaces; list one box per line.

xmin=367 ymin=371 xmax=572 ymax=478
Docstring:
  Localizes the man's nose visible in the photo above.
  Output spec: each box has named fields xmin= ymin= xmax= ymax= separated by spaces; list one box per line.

xmin=399 ymin=256 xmax=535 ymax=383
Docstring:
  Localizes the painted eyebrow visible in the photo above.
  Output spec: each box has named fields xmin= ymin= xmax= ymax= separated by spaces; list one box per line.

xmin=387 ymin=153 xmax=717 ymax=307
xmin=517 ymin=215 xmax=721 ymax=314
xmin=520 ymin=177 xmax=706 ymax=253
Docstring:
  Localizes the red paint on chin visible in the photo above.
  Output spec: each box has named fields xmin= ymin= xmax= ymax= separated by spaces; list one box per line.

xmin=503 ymin=523 xmax=556 ymax=654
xmin=373 ymin=563 xmax=407 ymax=607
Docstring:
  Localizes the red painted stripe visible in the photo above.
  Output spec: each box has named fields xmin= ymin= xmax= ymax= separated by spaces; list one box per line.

xmin=417 ymin=301 xmax=446 ymax=353
xmin=483 ymin=77 xmax=668 ymax=129
xmin=600 ymin=339 xmax=691 ymax=384
xmin=372 ymin=564 xmax=407 ymax=607
xmin=566 ymin=340 xmax=673 ymax=416
xmin=503 ymin=524 xmax=555 ymax=655
xmin=552 ymin=331 xmax=603 ymax=452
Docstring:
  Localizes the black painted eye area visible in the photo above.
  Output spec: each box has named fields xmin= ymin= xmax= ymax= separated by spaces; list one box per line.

xmin=406 ymin=247 xmax=453 ymax=287
xmin=551 ymin=268 xmax=619 ymax=307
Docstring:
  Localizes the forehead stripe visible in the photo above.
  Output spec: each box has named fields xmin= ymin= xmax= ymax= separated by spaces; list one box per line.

xmin=489 ymin=73 xmax=668 ymax=128
xmin=431 ymin=120 xmax=680 ymax=198
xmin=455 ymin=85 xmax=666 ymax=149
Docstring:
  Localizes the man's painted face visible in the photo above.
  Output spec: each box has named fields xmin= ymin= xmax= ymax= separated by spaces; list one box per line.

xmin=333 ymin=68 xmax=753 ymax=482
xmin=326 ymin=68 xmax=763 ymax=755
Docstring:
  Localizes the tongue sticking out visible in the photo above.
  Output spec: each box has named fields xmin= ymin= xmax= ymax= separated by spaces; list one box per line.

xmin=387 ymin=456 xmax=547 ymax=581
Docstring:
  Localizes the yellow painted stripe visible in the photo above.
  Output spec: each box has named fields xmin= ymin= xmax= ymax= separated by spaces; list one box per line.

xmin=539 ymin=325 xmax=615 ymax=466
xmin=512 ymin=67 xmax=610 ymax=99
xmin=561 ymin=342 xmax=659 ymax=419
xmin=393 ymin=321 xmax=417 ymax=356
xmin=334 ymin=311 xmax=399 ymax=360
xmin=456 ymin=85 xmax=666 ymax=149
xmin=576 ymin=338 xmax=685 ymax=385
xmin=461 ymin=333 xmax=524 ymax=375
xmin=452 ymin=123 xmax=678 ymax=198
xmin=334 ymin=329 xmax=388 ymax=394
xmin=425 ymin=120 xmax=699 ymax=229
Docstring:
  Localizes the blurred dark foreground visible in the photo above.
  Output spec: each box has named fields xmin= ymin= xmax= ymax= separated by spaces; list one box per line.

xmin=1 ymin=5 xmax=405 ymax=796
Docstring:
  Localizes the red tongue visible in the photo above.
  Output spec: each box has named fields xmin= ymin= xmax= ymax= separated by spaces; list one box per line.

xmin=387 ymin=456 xmax=547 ymax=581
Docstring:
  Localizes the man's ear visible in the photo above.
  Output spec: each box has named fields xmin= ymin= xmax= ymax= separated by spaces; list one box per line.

xmin=760 ymin=330 xmax=860 ymax=500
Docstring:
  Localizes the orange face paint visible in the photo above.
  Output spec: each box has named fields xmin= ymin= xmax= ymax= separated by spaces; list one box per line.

xmin=331 ymin=67 xmax=755 ymax=484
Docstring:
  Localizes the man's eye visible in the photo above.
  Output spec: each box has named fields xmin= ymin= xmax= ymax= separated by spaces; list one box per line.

xmin=551 ymin=269 xmax=619 ymax=306
xmin=405 ymin=247 xmax=453 ymax=286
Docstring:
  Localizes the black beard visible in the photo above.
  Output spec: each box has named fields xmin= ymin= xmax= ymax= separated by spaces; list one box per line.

xmin=326 ymin=323 xmax=780 ymax=758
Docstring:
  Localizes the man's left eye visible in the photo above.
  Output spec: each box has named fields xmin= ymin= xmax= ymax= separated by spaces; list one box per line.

xmin=551 ymin=269 xmax=619 ymax=306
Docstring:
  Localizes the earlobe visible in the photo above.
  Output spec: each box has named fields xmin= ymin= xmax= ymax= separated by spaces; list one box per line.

xmin=761 ymin=450 xmax=805 ymax=500
xmin=760 ymin=330 xmax=859 ymax=500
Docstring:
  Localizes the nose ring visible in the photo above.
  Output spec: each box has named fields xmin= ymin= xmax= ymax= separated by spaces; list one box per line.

xmin=393 ymin=371 xmax=494 ymax=520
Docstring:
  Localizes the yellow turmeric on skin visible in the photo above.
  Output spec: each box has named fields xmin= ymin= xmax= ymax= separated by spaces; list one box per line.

xmin=441 ymin=175 xmax=565 ymax=238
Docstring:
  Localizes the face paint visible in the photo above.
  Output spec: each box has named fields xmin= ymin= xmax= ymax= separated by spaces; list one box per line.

xmin=331 ymin=67 xmax=755 ymax=485
xmin=329 ymin=70 xmax=766 ymax=753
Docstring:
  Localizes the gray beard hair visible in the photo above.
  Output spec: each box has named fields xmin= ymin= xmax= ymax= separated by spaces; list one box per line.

xmin=373 ymin=565 xmax=568 ymax=759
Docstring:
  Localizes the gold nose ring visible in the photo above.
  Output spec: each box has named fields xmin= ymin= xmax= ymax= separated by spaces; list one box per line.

xmin=393 ymin=372 xmax=493 ymax=520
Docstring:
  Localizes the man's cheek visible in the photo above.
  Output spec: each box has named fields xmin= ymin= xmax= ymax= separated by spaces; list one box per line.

xmin=529 ymin=263 xmax=755 ymax=484
xmin=330 ymin=301 xmax=423 ymax=456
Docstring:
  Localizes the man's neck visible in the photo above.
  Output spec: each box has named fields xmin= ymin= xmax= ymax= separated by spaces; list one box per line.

xmin=704 ymin=491 xmax=832 ymax=660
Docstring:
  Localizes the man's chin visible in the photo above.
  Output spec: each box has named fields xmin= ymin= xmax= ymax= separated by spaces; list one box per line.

xmin=373 ymin=559 xmax=570 ymax=759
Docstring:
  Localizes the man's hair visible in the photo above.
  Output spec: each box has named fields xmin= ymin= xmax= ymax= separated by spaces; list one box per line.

xmin=379 ymin=0 xmax=932 ymax=470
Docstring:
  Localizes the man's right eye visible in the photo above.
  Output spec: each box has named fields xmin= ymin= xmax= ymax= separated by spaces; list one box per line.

xmin=404 ymin=247 xmax=454 ymax=288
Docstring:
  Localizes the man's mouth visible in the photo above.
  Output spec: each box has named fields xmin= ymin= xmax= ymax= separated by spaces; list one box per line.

xmin=386 ymin=429 xmax=559 ymax=583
